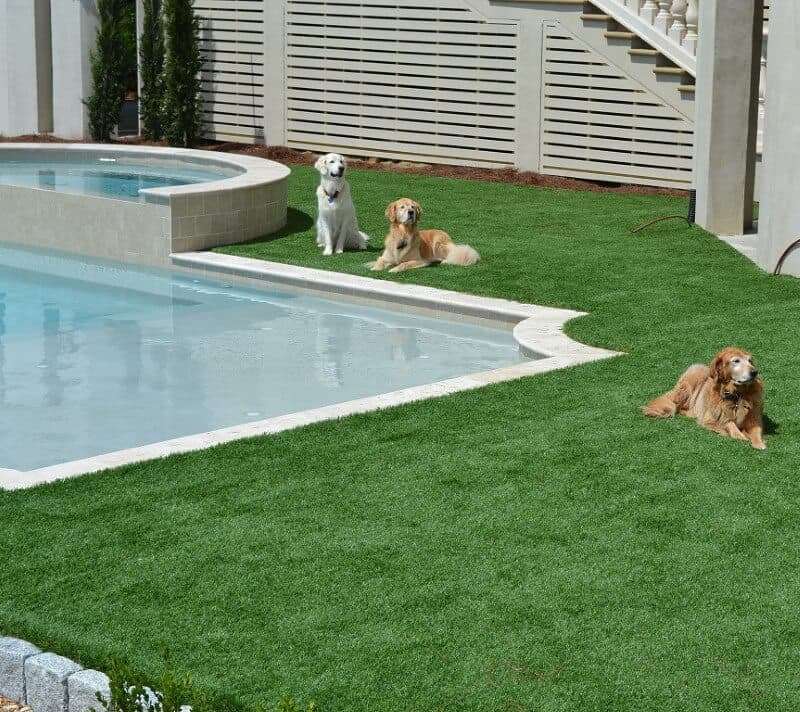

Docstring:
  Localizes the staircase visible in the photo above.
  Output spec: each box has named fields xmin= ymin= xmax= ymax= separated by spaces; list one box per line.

xmin=574 ymin=6 xmax=696 ymax=118
xmin=576 ymin=0 xmax=767 ymax=140
xmin=533 ymin=0 xmax=768 ymax=187
xmin=585 ymin=4 xmax=695 ymax=91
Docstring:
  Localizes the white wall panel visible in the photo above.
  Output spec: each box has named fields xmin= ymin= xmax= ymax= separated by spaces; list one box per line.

xmin=195 ymin=0 xmax=266 ymax=143
xmin=539 ymin=22 xmax=694 ymax=188
xmin=284 ymin=0 xmax=519 ymax=167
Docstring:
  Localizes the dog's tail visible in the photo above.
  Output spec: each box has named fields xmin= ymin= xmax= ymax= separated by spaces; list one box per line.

xmin=355 ymin=231 xmax=370 ymax=250
xmin=443 ymin=243 xmax=480 ymax=267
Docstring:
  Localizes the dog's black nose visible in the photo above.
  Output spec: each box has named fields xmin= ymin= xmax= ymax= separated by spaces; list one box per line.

xmin=751 ymin=369 xmax=759 ymax=379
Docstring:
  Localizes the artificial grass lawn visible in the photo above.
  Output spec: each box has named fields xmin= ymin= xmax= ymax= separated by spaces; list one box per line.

xmin=3 ymin=166 xmax=800 ymax=712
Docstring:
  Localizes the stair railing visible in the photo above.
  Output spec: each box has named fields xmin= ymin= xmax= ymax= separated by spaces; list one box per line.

xmin=590 ymin=0 xmax=698 ymax=72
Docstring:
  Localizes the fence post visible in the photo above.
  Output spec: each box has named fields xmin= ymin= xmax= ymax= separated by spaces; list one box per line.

xmin=694 ymin=0 xmax=763 ymax=235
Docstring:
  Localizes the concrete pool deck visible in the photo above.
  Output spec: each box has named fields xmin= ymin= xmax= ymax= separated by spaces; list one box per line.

xmin=0 ymin=251 xmax=620 ymax=492
xmin=0 ymin=144 xmax=289 ymax=266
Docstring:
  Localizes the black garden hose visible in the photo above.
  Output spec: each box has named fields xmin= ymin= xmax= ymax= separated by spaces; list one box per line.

xmin=773 ymin=236 xmax=800 ymax=276
xmin=630 ymin=189 xmax=696 ymax=234
xmin=629 ymin=188 xmax=798 ymax=277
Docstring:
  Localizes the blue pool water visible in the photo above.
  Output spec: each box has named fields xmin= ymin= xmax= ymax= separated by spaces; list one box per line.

xmin=0 ymin=158 xmax=237 ymax=202
xmin=0 ymin=246 xmax=527 ymax=471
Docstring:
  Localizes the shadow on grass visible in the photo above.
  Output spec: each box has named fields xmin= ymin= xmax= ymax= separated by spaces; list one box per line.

xmin=274 ymin=207 xmax=314 ymax=239
xmin=243 ymin=207 xmax=315 ymax=245
xmin=764 ymin=413 xmax=780 ymax=435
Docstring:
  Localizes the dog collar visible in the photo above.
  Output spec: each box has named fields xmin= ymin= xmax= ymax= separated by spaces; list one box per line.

xmin=324 ymin=188 xmax=340 ymax=204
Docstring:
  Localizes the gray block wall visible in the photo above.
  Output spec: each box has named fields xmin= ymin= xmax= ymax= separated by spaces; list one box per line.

xmin=0 ymin=638 xmax=109 ymax=712
xmin=0 ymin=638 xmax=40 ymax=703
xmin=25 ymin=654 xmax=82 ymax=712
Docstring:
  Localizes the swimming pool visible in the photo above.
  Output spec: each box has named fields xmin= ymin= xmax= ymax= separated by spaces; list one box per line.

xmin=0 ymin=157 xmax=240 ymax=202
xmin=0 ymin=245 xmax=528 ymax=475
xmin=0 ymin=144 xmax=290 ymax=266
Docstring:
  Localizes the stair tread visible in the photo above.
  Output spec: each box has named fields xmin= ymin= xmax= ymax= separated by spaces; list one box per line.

xmin=654 ymin=66 xmax=685 ymax=75
xmin=580 ymin=13 xmax=609 ymax=20
xmin=678 ymin=84 xmax=696 ymax=92
xmin=629 ymin=48 xmax=659 ymax=56
xmin=605 ymin=30 xmax=635 ymax=39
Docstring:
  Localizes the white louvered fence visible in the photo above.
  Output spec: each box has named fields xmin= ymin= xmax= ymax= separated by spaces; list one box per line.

xmin=195 ymin=0 xmax=265 ymax=143
xmin=189 ymin=0 xmax=769 ymax=188
xmin=284 ymin=0 xmax=520 ymax=167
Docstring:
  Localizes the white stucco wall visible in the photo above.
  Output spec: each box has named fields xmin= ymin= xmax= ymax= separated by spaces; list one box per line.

xmin=757 ymin=2 xmax=800 ymax=275
xmin=0 ymin=0 xmax=52 ymax=136
xmin=51 ymin=0 xmax=98 ymax=138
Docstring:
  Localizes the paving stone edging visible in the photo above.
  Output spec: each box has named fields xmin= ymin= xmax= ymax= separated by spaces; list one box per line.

xmin=0 ymin=638 xmax=109 ymax=712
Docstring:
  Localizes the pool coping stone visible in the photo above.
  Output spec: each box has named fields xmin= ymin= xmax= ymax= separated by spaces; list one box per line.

xmin=0 ymin=252 xmax=621 ymax=491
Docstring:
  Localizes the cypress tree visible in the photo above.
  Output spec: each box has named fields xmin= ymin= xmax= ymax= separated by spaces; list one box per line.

xmin=139 ymin=0 xmax=165 ymax=141
xmin=85 ymin=0 xmax=127 ymax=141
xmin=162 ymin=0 xmax=203 ymax=147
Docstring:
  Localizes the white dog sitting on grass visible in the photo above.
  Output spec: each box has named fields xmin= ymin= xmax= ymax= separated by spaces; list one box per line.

xmin=314 ymin=153 xmax=370 ymax=255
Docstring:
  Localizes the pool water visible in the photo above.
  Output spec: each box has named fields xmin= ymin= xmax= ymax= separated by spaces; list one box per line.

xmin=0 ymin=158 xmax=237 ymax=202
xmin=0 ymin=246 xmax=527 ymax=471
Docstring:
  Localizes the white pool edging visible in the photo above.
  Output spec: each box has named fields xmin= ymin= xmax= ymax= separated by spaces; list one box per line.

xmin=0 ymin=143 xmax=290 ymax=199
xmin=0 ymin=254 xmax=620 ymax=491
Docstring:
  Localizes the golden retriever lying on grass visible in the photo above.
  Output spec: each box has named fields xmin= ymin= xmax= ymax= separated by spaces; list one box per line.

xmin=643 ymin=347 xmax=766 ymax=449
xmin=370 ymin=198 xmax=480 ymax=273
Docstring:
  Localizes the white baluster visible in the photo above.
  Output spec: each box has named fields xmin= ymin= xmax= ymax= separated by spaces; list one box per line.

xmin=640 ymin=0 xmax=658 ymax=25
xmin=683 ymin=0 xmax=699 ymax=54
xmin=627 ymin=0 xmax=642 ymax=13
xmin=669 ymin=0 xmax=687 ymax=44
xmin=655 ymin=1 xmax=673 ymax=33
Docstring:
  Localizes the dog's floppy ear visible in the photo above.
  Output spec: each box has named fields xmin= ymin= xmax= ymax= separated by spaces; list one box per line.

xmin=710 ymin=352 xmax=728 ymax=383
xmin=385 ymin=200 xmax=398 ymax=223
xmin=314 ymin=155 xmax=327 ymax=174
xmin=411 ymin=200 xmax=422 ymax=219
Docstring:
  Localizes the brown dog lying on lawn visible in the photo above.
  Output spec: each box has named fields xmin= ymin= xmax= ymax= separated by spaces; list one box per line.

xmin=643 ymin=347 xmax=766 ymax=449
xmin=370 ymin=198 xmax=480 ymax=273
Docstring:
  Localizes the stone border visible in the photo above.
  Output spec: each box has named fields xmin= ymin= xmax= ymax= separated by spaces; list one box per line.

xmin=0 ymin=638 xmax=109 ymax=712
xmin=0 ymin=253 xmax=620 ymax=491
xmin=0 ymin=144 xmax=290 ymax=265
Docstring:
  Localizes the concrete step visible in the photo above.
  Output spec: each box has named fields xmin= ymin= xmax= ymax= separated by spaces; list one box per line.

xmin=561 ymin=11 xmax=696 ymax=118
xmin=629 ymin=48 xmax=659 ymax=57
xmin=654 ymin=66 xmax=685 ymax=76
xmin=605 ymin=30 xmax=635 ymax=40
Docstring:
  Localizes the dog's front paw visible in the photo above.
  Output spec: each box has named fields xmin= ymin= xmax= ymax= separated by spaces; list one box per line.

xmin=335 ymin=248 xmax=344 ymax=254
xmin=751 ymin=441 xmax=767 ymax=450
xmin=388 ymin=265 xmax=404 ymax=273
xmin=323 ymin=247 xmax=333 ymax=256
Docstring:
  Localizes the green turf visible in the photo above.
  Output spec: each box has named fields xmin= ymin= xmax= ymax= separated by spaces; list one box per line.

xmin=3 ymin=166 xmax=800 ymax=712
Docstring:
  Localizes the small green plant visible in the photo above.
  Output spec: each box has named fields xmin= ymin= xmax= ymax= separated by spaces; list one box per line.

xmin=85 ymin=0 xmax=128 ymax=141
xmin=94 ymin=653 xmax=206 ymax=712
xmin=275 ymin=697 xmax=319 ymax=712
xmin=162 ymin=0 xmax=203 ymax=147
xmin=139 ymin=0 xmax=165 ymax=140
